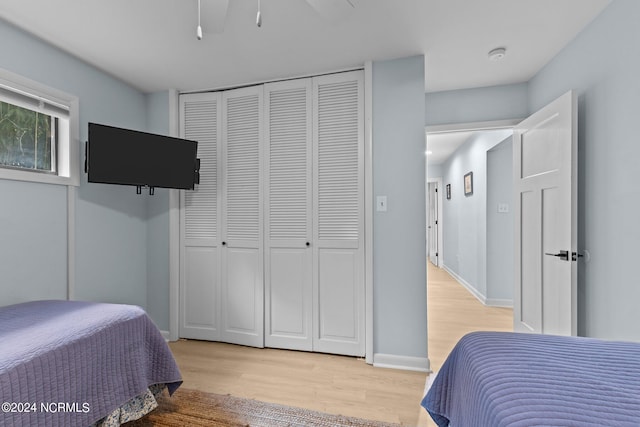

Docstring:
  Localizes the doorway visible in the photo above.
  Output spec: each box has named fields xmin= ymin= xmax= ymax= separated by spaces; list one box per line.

xmin=426 ymin=178 xmax=442 ymax=268
xmin=425 ymin=122 xmax=517 ymax=371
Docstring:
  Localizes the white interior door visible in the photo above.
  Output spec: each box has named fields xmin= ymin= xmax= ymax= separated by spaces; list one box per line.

xmin=264 ymin=79 xmax=313 ymax=351
xmin=220 ymin=86 xmax=264 ymax=347
xmin=312 ymin=71 xmax=365 ymax=357
xmin=513 ymin=90 xmax=577 ymax=336
xmin=179 ymin=92 xmax=222 ymax=341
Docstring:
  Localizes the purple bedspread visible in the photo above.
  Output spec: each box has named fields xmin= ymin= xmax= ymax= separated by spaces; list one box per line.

xmin=0 ymin=300 xmax=182 ymax=426
xmin=422 ymin=332 xmax=640 ymax=427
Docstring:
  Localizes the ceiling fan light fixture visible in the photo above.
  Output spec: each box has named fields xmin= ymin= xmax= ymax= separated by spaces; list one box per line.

xmin=488 ymin=47 xmax=506 ymax=61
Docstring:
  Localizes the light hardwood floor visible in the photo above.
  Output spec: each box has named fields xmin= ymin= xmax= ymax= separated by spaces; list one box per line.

xmin=426 ymin=262 xmax=512 ymax=372
xmin=168 ymin=262 xmax=512 ymax=426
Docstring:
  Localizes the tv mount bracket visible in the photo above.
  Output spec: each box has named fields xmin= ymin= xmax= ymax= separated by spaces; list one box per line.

xmin=136 ymin=186 xmax=155 ymax=196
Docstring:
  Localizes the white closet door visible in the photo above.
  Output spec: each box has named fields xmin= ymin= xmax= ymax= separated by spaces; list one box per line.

xmin=312 ymin=71 xmax=365 ymax=356
xmin=264 ymin=79 xmax=313 ymax=351
xmin=179 ymin=92 xmax=222 ymax=341
xmin=220 ymin=86 xmax=265 ymax=348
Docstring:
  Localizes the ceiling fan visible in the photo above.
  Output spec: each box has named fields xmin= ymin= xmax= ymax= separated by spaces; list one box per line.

xmin=195 ymin=0 xmax=357 ymax=39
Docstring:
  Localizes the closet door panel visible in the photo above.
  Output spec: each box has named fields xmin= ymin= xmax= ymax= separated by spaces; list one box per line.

xmin=264 ymin=80 xmax=313 ymax=351
xmin=220 ymin=86 xmax=264 ymax=348
xmin=318 ymin=249 xmax=358 ymax=340
xmin=266 ymin=248 xmax=309 ymax=345
xmin=181 ymin=246 xmax=219 ymax=338
xmin=179 ymin=92 xmax=222 ymax=341
xmin=312 ymin=71 xmax=365 ymax=356
xmin=225 ymin=247 xmax=261 ymax=335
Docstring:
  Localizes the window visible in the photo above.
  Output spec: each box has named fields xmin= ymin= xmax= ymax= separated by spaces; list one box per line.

xmin=0 ymin=68 xmax=79 ymax=186
xmin=0 ymin=101 xmax=56 ymax=173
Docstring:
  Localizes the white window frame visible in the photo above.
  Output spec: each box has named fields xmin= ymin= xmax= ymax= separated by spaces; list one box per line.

xmin=0 ymin=67 xmax=79 ymax=186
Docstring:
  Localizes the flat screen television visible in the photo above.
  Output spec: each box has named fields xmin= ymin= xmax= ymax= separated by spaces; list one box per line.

xmin=87 ymin=123 xmax=199 ymax=191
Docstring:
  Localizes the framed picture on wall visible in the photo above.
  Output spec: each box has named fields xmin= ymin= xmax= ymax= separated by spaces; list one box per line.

xmin=464 ymin=172 xmax=473 ymax=196
xmin=446 ymin=184 xmax=451 ymax=200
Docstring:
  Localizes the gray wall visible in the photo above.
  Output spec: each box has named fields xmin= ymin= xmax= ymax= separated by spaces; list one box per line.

xmin=145 ymin=91 xmax=171 ymax=331
xmin=0 ymin=18 xmax=150 ymax=310
xmin=486 ymin=137 xmax=513 ymax=303
xmin=441 ymin=130 xmax=511 ymax=300
xmin=528 ymin=0 xmax=640 ymax=340
xmin=0 ymin=180 xmax=67 ymax=304
xmin=426 ymin=83 xmax=528 ymax=126
xmin=427 ymin=164 xmax=443 ymax=180
xmin=372 ymin=55 xmax=427 ymax=359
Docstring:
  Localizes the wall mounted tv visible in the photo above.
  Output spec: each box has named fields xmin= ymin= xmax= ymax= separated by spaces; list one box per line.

xmin=87 ymin=123 xmax=199 ymax=192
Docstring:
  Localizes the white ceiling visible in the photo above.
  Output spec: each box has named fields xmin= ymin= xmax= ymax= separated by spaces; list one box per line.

xmin=426 ymin=128 xmax=513 ymax=167
xmin=0 ymin=0 xmax=610 ymax=94
xmin=427 ymin=131 xmax=477 ymax=166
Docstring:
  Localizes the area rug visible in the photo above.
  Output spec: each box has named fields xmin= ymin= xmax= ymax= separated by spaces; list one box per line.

xmin=125 ymin=388 xmax=402 ymax=427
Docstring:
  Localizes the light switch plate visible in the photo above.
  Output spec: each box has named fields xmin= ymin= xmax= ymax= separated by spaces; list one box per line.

xmin=376 ymin=196 xmax=387 ymax=212
xmin=498 ymin=203 xmax=509 ymax=213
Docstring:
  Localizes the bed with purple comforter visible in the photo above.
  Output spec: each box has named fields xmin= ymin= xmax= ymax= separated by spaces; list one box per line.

xmin=422 ymin=331 xmax=640 ymax=427
xmin=0 ymin=300 xmax=182 ymax=426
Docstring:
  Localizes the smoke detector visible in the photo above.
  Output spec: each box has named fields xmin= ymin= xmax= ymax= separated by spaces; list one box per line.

xmin=488 ymin=47 xmax=506 ymax=61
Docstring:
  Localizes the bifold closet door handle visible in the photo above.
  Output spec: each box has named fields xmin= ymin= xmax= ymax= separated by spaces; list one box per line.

xmin=306 ymin=242 xmax=310 ymax=247
xmin=222 ymin=241 xmax=226 ymax=246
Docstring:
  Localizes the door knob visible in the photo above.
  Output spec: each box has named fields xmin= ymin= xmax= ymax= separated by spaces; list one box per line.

xmin=544 ymin=250 xmax=569 ymax=261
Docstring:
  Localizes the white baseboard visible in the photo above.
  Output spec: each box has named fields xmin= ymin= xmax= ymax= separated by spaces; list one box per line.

xmin=160 ymin=330 xmax=171 ymax=341
xmin=373 ymin=353 xmax=431 ymax=373
xmin=442 ymin=265 xmax=513 ymax=308
xmin=485 ymin=298 xmax=513 ymax=308
xmin=442 ymin=265 xmax=486 ymax=304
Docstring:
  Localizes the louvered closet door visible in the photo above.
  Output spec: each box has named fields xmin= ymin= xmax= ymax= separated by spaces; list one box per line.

xmin=312 ymin=71 xmax=365 ymax=356
xmin=264 ymin=79 xmax=313 ymax=351
xmin=179 ymin=92 xmax=222 ymax=341
xmin=220 ymin=86 xmax=264 ymax=347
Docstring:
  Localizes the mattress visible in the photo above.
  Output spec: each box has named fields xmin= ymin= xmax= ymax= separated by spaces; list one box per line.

xmin=422 ymin=331 xmax=640 ymax=427
xmin=0 ymin=300 xmax=182 ymax=426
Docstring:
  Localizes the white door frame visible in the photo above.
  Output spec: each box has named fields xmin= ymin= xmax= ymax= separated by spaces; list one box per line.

xmin=426 ymin=177 xmax=443 ymax=268
xmin=169 ymin=89 xmax=180 ymax=341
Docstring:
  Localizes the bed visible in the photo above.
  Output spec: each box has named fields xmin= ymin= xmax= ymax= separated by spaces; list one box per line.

xmin=0 ymin=300 xmax=182 ymax=426
xmin=422 ymin=331 xmax=640 ymax=427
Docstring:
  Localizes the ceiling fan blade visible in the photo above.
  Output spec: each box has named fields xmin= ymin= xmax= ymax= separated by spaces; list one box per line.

xmin=305 ymin=0 xmax=357 ymax=23
xmin=200 ymin=0 xmax=229 ymax=34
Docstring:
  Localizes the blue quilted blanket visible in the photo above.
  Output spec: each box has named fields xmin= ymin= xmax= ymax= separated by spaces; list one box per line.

xmin=0 ymin=300 xmax=182 ymax=426
xmin=422 ymin=332 xmax=640 ymax=427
